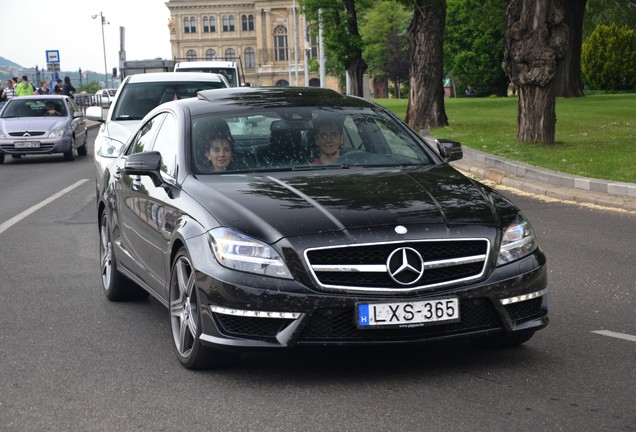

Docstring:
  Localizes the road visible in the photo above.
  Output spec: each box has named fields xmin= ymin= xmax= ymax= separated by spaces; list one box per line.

xmin=0 ymin=130 xmax=634 ymax=432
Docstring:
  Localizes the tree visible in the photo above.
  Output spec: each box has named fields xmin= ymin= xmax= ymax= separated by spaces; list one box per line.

xmin=502 ymin=0 xmax=569 ymax=144
xmin=444 ymin=0 xmax=509 ymax=97
xmin=403 ymin=0 xmax=449 ymax=130
xmin=360 ymin=1 xmax=411 ymax=98
xmin=301 ymin=0 xmax=372 ymax=96
xmin=582 ymin=24 xmax=636 ymax=90
xmin=583 ymin=0 xmax=636 ymax=39
xmin=553 ymin=0 xmax=587 ymax=97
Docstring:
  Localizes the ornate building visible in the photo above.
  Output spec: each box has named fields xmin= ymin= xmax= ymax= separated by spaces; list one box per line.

xmin=165 ymin=0 xmax=336 ymax=88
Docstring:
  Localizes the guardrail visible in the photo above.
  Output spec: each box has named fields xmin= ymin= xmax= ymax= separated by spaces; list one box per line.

xmin=74 ymin=94 xmax=107 ymax=113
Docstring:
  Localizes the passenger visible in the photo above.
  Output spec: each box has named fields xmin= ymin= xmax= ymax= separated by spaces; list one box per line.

xmin=45 ymin=101 xmax=62 ymax=116
xmin=204 ymin=120 xmax=235 ymax=172
xmin=312 ymin=116 xmax=343 ymax=164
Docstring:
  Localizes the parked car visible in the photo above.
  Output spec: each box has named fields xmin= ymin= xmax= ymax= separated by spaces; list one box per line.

xmin=86 ymin=72 xmax=229 ymax=181
xmin=97 ymin=87 xmax=548 ymax=369
xmin=0 ymin=95 xmax=87 ymax=163
xmin=95 ymin=88 xmax=118 ymax=108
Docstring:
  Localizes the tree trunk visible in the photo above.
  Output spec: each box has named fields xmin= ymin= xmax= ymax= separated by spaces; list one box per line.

xmin=503 ymin=0 xmax=569 ymax=144
xmin=343 ymin=0 xmax=367 ymax=97
xmin=553 ymin=0 xmax=587 ymax=97
xmin=406 ymin=0 xmax=448 ymax=130
xmin=517 ymin=85 xmax=556 ymax=142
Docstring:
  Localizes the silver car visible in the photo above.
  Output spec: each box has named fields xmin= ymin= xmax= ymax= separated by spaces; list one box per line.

xmin=0 ymin=95 xmax=88 ymax=164
xmin=87 ymin=72 xmax=229 ymax=181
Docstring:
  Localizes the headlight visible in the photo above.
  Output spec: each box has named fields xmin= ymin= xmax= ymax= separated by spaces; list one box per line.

xmin=95 ymin=135 xmax=125 ymax=157
xmin=208 ymin=227 xmax=293 ymax=279
xmin=49 ymin=126 xmax=65 ymax=138
xmin=497 ymin=214 xmax=538 ymax=265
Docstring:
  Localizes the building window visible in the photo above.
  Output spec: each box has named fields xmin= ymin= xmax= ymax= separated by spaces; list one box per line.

xmin=225 ymin=48 xmax=236 ymax=61
xmin=242 ymin=15 xmax=254 ymax=31
xmin=210 ymin=16 xmax=216 ymax=32
xmin=206 ymin=49 xmax=217 ymax=60
xmin=184 ymin=17 xmax=190 ymax=33
xmin=309 ymin=78 xmax=320 ymax=87
xmin=229 ymin=15 xmax=235 ymax=31
xmin=190 ymin=16 xmax=196 ymax=33
xmin=274 ymin=26 xmax=288 ymax=62
xmin=244 ymin=47 xmax=255 ymax=68
xmin=203 ymin=17 xmax=209 ymax=33
xmin=222 ymin=16 xmax=229 ymax=32
xmin=307 ymin=27 xmax=318 ymax=59
xmin=186 ymin=50 xmax=197 ymax=61
xmin=275 ymin=80 xmax=289 ymax=87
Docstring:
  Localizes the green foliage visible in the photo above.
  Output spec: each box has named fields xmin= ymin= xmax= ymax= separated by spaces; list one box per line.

xmin=80 ymin=81 xmax=103 ymax=94
xmin=583 ymin=0 xmax=636 ymax=40
xmin=582 ymin=24 xmax=636 ymax=91
xmin=444 ymin=0 xmax=508 ymax=96
xmin=359 ymin=1 xmax=411 ymax=96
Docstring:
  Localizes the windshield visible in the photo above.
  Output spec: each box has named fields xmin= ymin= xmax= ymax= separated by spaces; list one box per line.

xmin=191 ymin=107 xmax=435 ymax=174
xmin=112 ymin=80 xmax=226 ymax=120
xmin=176 ymin=67 xmax=238 ymax=87
xmin=1 ymin=99 xmax=67 ymax=118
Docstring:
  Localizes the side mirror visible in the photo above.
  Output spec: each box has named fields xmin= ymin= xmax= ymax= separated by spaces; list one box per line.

xmin=437 ymin=139 xmax=463 ymax=162
xmin=122 ymin=151 xmax=166 ymax=188
xmin=86 ymin=106 xmax=105 ymax=122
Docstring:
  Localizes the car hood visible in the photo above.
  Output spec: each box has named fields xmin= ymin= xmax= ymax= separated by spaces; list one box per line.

xmin=1 ymin=117 xmax=67 ymax=132
xmin=101 ymin=119 xmax=141 ymax=144
xmin=188 ymin=165 xmax=517 ymax=243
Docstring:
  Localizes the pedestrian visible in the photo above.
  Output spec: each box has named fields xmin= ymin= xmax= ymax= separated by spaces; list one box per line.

xmin=3 ymin=79 xmax=16 ymax=101
xmin=62 ymin=76 xmax=75 ymax=98
xmin=16 ymin=75 xmax=34 ymax=96
xmin=35 ymin=81 xmax=50 ymax=95
xmin=53 ymin=79 xmax=63 ymax=95
xmin=465 ymin=84 xmax=476 ymax=97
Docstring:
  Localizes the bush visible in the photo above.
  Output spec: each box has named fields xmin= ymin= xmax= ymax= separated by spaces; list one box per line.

xmin=582 ymin=24 xmax=636 ymax=91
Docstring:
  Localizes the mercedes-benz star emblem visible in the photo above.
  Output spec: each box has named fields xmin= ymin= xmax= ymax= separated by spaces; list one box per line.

xmin=386 ymin=247 xmax=425 ymax=285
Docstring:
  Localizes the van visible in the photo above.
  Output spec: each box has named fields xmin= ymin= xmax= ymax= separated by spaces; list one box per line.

xmin=174 ymin=60 xmax=245 ymax=87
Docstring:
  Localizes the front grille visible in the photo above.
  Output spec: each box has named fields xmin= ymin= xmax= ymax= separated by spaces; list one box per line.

xmin=306 ymin=239 xmax=489 ymax=292
xmin=214 ymin=313 xmax=294 ymax=339
xmin=298 ymin=298 xmax=502 ymax=342
xmin=0 ymin=143 xmax=55 ymax=153
xmin=9 ymin=131 xmax=46 ymax=137
xmin=505 ymin=297 xmax=544 ymax=321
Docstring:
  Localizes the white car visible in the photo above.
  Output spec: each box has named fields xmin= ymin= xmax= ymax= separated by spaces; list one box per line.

xmin=95 ymin=88 xmax=118 ymax=108
xmin=86 ymin=72 xmax=229 ymax=182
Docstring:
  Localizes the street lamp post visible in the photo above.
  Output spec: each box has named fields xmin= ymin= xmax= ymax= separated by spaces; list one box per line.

xmin=92 ymin=12 xmax=109 ymax=89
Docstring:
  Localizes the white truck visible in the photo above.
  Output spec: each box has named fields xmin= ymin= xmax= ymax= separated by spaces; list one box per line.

xmin=174 ymin=60 xmax=246 ymax=87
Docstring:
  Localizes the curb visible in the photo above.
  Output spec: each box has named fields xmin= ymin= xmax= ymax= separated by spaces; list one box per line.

xmin=451 ymin=147 xmax=636 ymax=212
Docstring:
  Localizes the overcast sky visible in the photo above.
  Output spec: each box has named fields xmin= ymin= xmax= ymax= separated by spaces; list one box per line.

xmin=1 ymin=0 xmax=172 ymax=74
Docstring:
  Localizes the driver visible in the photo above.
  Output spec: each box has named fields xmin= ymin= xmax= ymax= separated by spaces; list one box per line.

xmin=312 ymin=116 xmax=343 ymax=164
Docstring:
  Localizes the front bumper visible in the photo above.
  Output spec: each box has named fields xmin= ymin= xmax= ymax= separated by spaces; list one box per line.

xmin=194 ymin=252 xmax=548 ymax=350
xmin=0 ymin=137 xmax=72 ymax=155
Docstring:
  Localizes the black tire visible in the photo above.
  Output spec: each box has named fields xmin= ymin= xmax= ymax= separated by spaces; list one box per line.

xmin=77 ymin=136 xmax=88 ymax=156
xmin=63 ymin=137 xmax=75 ymax=161
xmin=0 ymin=154 xmax=4 ymax=164
xmin=99 ymin=212 xmax=149 ymax=301
xmin=169 ymin=247 xmax=239 ymax=370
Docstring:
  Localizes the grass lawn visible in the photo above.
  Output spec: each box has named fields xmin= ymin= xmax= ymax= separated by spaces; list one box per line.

xmin=374 ymin=94 xmax=636 ymax=183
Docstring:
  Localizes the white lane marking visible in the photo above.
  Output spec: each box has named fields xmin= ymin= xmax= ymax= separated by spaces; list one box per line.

xmin=592 ymin=330 xmax=636 ymax=343
xmin=0 ymin=179 xmax=89 ymax=235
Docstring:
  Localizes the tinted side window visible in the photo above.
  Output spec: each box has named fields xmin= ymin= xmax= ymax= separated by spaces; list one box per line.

xmin=150 ymin=114 xmax=178 ymax=178
xmin=127 ymin=113 xmax=166 ymax=155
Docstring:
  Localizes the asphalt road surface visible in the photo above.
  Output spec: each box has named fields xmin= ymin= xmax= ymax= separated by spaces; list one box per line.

xmin=1 ymin=130 xmax=634 ymax=432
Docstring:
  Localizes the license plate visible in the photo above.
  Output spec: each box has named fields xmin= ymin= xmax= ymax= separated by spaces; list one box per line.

xmin=14 ymin=141 xmax=40 ymax=148
xmin=357 ymin=298 xmax=460 ymax=328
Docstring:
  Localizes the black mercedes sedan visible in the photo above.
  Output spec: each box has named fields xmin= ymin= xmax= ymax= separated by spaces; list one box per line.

xmin=97 ymin=87 xmax=548 ymax=369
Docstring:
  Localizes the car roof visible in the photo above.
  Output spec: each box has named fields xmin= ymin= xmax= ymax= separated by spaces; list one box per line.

xmin=124 ymin=72 xmax=227 ymax=84
xmin=179 ymin=87 xmax=378 ymax=116
xmin=9 ymin=95 xmax=70 ymax=101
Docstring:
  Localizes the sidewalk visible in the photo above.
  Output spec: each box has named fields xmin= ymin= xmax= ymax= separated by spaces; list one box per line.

xmin=451 ymin=147 xmax=636 ymax=212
